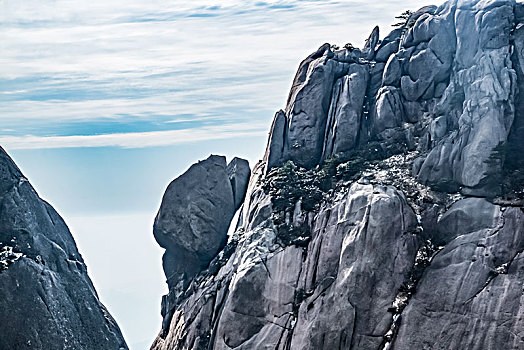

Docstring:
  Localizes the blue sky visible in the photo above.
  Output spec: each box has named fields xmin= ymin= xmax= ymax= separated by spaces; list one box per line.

xmin=1 ymin=0 xmax=430 ymax=348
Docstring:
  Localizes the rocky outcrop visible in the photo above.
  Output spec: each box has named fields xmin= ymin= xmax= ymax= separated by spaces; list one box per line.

xmin=322 ymin=64 xmax=369 ymax=160
xmin=263 ymin=0 xmax=521 ymax=195
xmin=0 ymin=147 xmax=127 ymax=350
xmin=394 ymin=202 xmax=524 ymax=349
xmin=154 ymin=155 xmax=250 ymax=334
xmin=154 ymin=155 xmax=233 ymax=268
xmin=151 ymin=1 xmax=524 ymax=349
xmin=227 ymin=157 xmax=251 ymax=210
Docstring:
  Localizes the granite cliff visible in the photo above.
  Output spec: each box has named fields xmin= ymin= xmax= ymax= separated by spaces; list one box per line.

xmin=0 ymin=147 xmax=128 ymax=349
xmin=152 ymin=0 xmax=524 ymax=349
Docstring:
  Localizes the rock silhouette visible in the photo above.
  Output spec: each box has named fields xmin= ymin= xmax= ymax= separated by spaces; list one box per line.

xmin=0 ymin=147 xmax=128 ymax=350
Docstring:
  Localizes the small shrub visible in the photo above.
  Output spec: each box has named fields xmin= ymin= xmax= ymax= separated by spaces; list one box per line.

xmin=344 ymin=42 xmax=355 ymax=51
xmin=392 ymin=10 xmax=415 ymax=32
xmin=263 ymin=140 xmax=410 ymax=246
xmin=264 ymin=162 xmax=325 ymax=246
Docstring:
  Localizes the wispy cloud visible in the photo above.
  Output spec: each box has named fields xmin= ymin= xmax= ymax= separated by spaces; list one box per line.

xmin=0 ymin=122 xmax=268 ymax=150
xmin=0 ymin=0 xmax=431 ymax=144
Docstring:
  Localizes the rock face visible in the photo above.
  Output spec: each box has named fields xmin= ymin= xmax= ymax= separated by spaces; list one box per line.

xmin=0 ymin=147 xmax=128 ymax=350
xmin=151 ymin=1 xmax=524 ymax=349
xmin=263 ymin=0 xmax=521 ymax=195
xmin=227 ymin=157 xmax=251 ymax=210
xmin=153 ymin=155 xmax=250 ymax=334
xmin=154 ymin=155 xmax=236 ymax=269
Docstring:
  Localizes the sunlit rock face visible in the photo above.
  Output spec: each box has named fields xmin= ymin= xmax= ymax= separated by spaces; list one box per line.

xmin=0 ymin=147 xmax=128 ymax=350
xmin=151 ymin=1 xmax=524 ymax=349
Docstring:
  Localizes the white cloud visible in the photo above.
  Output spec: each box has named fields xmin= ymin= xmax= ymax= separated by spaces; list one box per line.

xmin=0 ymin=0 xmax=432 ymax=139
xmin=0 ymin=122 xmax=268 ymax=150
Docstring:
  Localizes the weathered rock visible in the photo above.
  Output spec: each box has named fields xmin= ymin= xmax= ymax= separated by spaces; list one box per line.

xmin=393 ymin=205 xmax=524 ymax=350
xmin=370 ymin=86 xmax=404 ymax=136
xmin=434 ymin=197 xmax=501 ymax=245
xmin=264 ymin=110 xmax=287 ymax=171
xmin=362 ymin=26 xmax=379 ymax=60
xmin=322 ymin=64 xmax=369 ymax=159
xmin=375 ymin=28 xmax=402 ymax=62
xmin=382 ymin=55 xmax=401 ymax=87
xmin=283 ymin=43 xmax=349 ymax=168
xmin=152 ymin=183 xmax=419 ymax=350
xmin=417 ymin=0 xmax=517 ymax=191
xmin=0 ymin=147 xmax=127 ymax=350
xmin=227 ymin=157 xmax=251 ymax=210
xmin=154 ymin=155 xmax=235 ymax=267
xmin=152 ymin=1 xmax=524 ymax=349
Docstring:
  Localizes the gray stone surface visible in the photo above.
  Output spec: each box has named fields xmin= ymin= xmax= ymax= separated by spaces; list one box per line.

xmin=0 ymin=147 xmax=128 ymax=350
xmin=154 ymin=154 xmax=241 ymax=298
xmin=261 ymin=0 xmax=518 ymax=195
xmin=264 ymin=110 xmax=287 ymax=171
xmin=227 ymin=157 xmax=251 ymax=210
xmin=362 ymin=26 xmax=379 ymax=60
xmin=375 ymin=28 xmax=402 ymax=63
xmin=416 ymin=0 xmax=517 ymax=191
xmin=322 ymin=64 xmax=369 ymax=159
xmin=280 ymin=43 xmax=350 ymax=168
xmin=370 ymin=86 xmax=404 ymax=135
xmin=393 ymin=205 xmax=524 ymax=350
xmin=154 ymin=155 xmax=235 ymax=266
xmin=152 ymin=183 xmax=419 ymax=350
xmin=152 ymin=1 xmax=524 ymax=349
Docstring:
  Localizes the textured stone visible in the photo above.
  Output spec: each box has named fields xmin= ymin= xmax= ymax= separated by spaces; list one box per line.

xmin=434 ymin=197 xmax=501 ymax=245
xmin=152 ymin=183 xmax=419 ymax=350
xmin=322 ymin=64 xmax=369 ymax=159
xmin=0 ymin=147 xmax=127 ymax=350
xmin=154 ymin=155 xmax=234 ymax=265
xmin=370 ymin=86 xmax=404 ymax=135
xmin=227 ymin=157 xmax=251 ymax=210
xmin=152 ymin=1 xmax=524 ymax=349
xmin=264 ymin=110 xmax=287 ymax=171
xmin=375 ymin=28 xmax=402 ymax=62
xmin=362 ymin=26 xmax=379 ymax=60
xmin=417 ymin=0 xmax=517 ymax=191
xmin=393 ymin=206 xmax=524 ymax=350
xmin=382 ymin=55 xmax=401 ymax=87
xmin=284 ymin=43 xmax=349 ymax=168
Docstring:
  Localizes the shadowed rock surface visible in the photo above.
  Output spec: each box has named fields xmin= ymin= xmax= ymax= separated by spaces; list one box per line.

xmin=154 ymin=155 xmax=235 ymax=268
xmin=151 ymin=1 xmax=524 ymax=349
xmin=153 ymin=155 xmax=250 ymax=334
xmin=0 ymin=147 xmax=128 ymax=350
xmin=227 ymin=157 xmax=251 ymax=210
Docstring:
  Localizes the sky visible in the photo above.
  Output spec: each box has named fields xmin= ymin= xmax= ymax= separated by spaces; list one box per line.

xmin=1 ymin=0 xmax=430 ymax=348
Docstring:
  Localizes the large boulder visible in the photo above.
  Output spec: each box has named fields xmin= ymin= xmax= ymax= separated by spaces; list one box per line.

xmin=154 ymin=154 xmax=250 ymax=332
xmin=0 ymin=147 xmax=128 ymax=350
xmin=394 ymin=206 xmax=524 ymax=350
xmin=154 ymin=155 xmax=235 ymax=266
